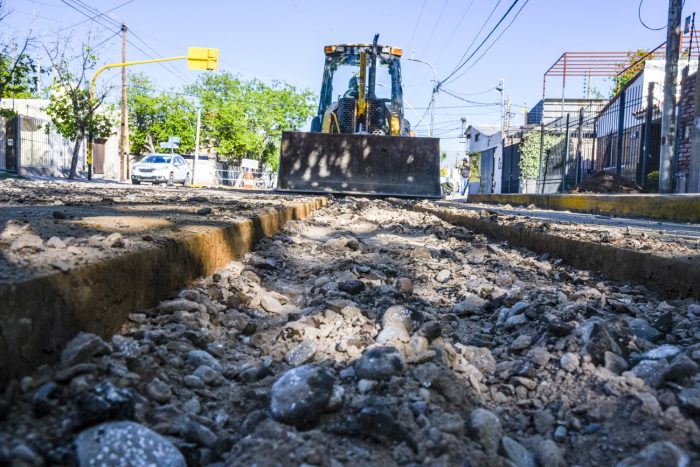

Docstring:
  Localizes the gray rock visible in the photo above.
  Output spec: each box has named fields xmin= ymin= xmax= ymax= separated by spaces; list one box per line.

xmin=181 ymin=419 xmax=217 ymax=447
xmin=507 ymin=301 xmax=529 ymax=318
xmin=396 ymin=277 xmax=413 ymax=295
xmin=453 ymin=293 xmax=487 ymax=315
xmin=638 ymin=345 xmax=681 ymax=361
xmin=285 ymin=339 xmax=318 ymax=366
xmin=529 ymin=347 xmax=552 ymax=367
xmin=338 ymin=279 xmax=366 ymax=295
xmin=46 ymin=236 xmax=66 ymax=249
xmin=460 ymin=346 xmax=496 ymax=375
xmin=75 ymin=421 xmax=185 ymax=467
xmin=382 ymin=305 xmax=412 ymax=331
xmin=183 ymin=375 xmax=205 ymax=388
xmin=604 ymin=351 xmax=629 ymax=375
xmin=10 ymin=233 xmax=44 ymax=252
xmin=61 ymin=333 xmax=111 ymax=367
xmin=688 ymin=303 xmax=700 ymax=316
xmin=193 ymin=365 xmax=219 ymax=385
xmin=536 ymin=439 xmax=566 ymax=467
xmin=186 ymin=350 xmax=222 ymax=371
xmin=628 ymin=318 xmax=662 ymax=343
xmin=146 ymin=378 xmax=172 ymax=403
xmin=505 ymin=314 xmax=529 ymax=329
xmin=270 ymin=365 xmax=335 ymax=429
xmin=183 ymin=397 xmax=201 ymax=414
xmin=663 ymin=355 xmax=699 ymax=382
xmin=511 ymin=335 xmax=533 ymax=351
xmin=74 ymin=383 xmax=135 ymax=428
xmin=560 ymin=352 xmax=580 ymax=372
xmin=105 ymin=232 xmax=125 ymax=248
xmin=500 ymin=436 xmax=537 ymax=467
xmin=615 ymin=441 xmax=688 ymax=467
xmin=435 ymin=269 xmax=451 ymax=283
xmin=355 ymin=346 xmax=404 ymax=381
xmin=678 ymin=388 xmax=700 ymax=414
xmin=553 ymin=425 xmax=567 ymax=443
xmin=631 ymin=359 xmax=668 ymax=388
xmin=376 ymin=326 xmax=410 ymax=344
xmin=260 ymin=294 xmax=284 ymax=313
xmin=469 ymin=408 xmax=502 ymax=453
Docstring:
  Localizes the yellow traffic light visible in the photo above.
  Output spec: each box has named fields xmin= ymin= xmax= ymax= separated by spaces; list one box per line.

xmin=188 ymin=47 xmax=219 ymax=71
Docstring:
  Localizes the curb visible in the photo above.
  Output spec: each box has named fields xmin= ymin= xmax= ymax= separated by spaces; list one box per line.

xmin=413 ymin=203 xmax=699 ymax=300
xmin=0 ymin=197 xmax=327 ymax=386
xmin=466 ymin=193 xmax=700 ymax=223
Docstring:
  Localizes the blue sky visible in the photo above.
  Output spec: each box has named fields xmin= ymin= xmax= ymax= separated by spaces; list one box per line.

xmin=8 ymin=0 xmax=694 ymax=151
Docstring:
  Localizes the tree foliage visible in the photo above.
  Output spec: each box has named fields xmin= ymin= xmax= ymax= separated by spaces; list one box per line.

xmin=127 ymin=73 xmax=196 ymax=156
xmin=0 ymin=1 xmax=41 ymax=115
xmin=44 ymin=40 xmax=115 ymax=179
xmin=186 ymin=72 xmax=315 ymax=170
xmin=611 ymin=49 xmax=649 ymax=97
xmin=519 ymin=132 xmax=561 ymax=180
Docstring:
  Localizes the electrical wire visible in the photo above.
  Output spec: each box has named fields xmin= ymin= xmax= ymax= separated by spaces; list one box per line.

xmin=441 ymin=86 xmax=496 ymax=96
xmin=439 ymin=0 xmax=520 ymax=87
xmin=407 ymin=0 xmax=428 ymax=55
xmin=638 ymin=0 xmax=665 ymax=31
xmin=441 ymin=0 xmax=504 ymax=84
xmin=433 ymin=0 xmax=477 ymax=64
xmin=419 ymin=0 xmax=450 ymax=58
xmin=444 ymin=0 xmax=530 ymax=83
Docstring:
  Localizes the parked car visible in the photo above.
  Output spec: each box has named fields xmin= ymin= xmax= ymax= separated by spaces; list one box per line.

xmin=131 ymin=154 xmax=190 ymax=186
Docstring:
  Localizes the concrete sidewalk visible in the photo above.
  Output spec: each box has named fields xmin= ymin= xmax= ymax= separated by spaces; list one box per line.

xmin=464 ymin=193 xmax=700 ymax=223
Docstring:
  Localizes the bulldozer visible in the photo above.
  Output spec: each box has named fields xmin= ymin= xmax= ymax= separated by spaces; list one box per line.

xmin=276 ymin=35 xmax=442 ymax=198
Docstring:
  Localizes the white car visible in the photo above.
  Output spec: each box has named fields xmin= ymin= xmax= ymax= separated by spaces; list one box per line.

xmin=131 ymin=154 xmax=190 ymax=186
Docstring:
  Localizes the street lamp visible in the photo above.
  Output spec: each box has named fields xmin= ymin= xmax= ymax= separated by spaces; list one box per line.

xmin=408 ymin=53 xmax=437 ymax=138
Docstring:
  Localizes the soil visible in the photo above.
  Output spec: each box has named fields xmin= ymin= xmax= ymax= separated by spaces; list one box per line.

xmin=569 ymin=172 xmax=644 ymax=194
xmin=0 ymin=179 xmax=314 ymax=284
xmin=1 ymin=196 xmax=699 ymax=466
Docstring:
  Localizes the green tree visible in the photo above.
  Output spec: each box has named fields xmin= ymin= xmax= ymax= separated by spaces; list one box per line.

xmin=0 ymin=2 xmax=40 ymax=112
xmin=611 ymin=49 xmax=649 ymax=97
xmin=45 ymin=42 xmax=115 ymax=179
xmin=187 ymin=72 xmax=314 ymax=170
xmin=127 ymin=72 xmax=196 ymax=156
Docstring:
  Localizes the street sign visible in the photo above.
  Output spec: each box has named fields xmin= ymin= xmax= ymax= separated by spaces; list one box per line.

xmin=168 ymin=136 xmax=181 ymax=144
xmin=188 ymin=47 xmax=219 ymax=71
xmin=241 ymin=158 xmax=259 ymax=170
xmin=160 ymin=142 xmax=179 ymax=149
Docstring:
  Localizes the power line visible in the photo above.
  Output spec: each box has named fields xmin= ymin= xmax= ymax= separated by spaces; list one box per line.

xmin=638 ymin=0 xmax=665 ymax=31
xmin=439 ymin=0 xmax=520 ymax=87
xmin=419 ymin=0 xmax=450 ymax=58
xmin=442 ymin=0 xmax=504 ymax=82
xmin=433 ymin=0 xmax=477 ymax=64
xmin=445 ymin=0 xmax=530 ymax=83
xmin=407 ymin=0 xmax=428 ymax=56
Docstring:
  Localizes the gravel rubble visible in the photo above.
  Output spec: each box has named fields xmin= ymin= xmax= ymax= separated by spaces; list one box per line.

xmin=1 ymin=196 xmax=699 ymax=465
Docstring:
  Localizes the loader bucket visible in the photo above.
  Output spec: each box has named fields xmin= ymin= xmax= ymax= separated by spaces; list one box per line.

xmin=276 ymin=132 xmax=442 ymax=198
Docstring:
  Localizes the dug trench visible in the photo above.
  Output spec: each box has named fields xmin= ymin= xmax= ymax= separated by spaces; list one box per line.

xmin=1 ymin=197 xmax=699 ymax=466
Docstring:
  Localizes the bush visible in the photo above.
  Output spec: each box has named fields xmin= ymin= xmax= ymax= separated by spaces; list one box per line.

xmin=646 ymin=171 xmax=659 ymax=192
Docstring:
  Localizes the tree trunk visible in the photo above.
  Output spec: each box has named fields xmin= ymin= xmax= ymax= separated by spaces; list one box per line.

xmin=146 ymin=134 xmax=155 ymax=154
xmin=68 ymin=137 xmax=82 ymax=179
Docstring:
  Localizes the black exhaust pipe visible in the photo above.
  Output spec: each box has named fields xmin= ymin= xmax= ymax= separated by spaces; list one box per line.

xmin=367 ymin=33 xmax=379 ymax=100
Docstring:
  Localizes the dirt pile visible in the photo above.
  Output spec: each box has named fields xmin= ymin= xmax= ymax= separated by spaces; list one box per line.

xmin=1 ymin=198 xmax=699 ymax=465
xmin=569 ymin=171 xmax=644 ymax=194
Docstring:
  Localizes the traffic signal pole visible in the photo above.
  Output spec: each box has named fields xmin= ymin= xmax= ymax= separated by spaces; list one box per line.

xmin=87 ymin=47 xmax=218 ymax=180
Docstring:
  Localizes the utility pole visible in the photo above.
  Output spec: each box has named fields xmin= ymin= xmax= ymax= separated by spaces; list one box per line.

xmin=497 ymin=79 xmax=505 ymax=135
xmin=192 ymin=104 xmax=201 ymax=185
xmin=119 ymin=23 xmax=128 ymax=182
xmin=659 ymin=0 xmax=682 ymax=193
xmin=408 ymin=56 xmax=437 ymax=137
xmin=505 ymin=95 xmax=512 ymax=130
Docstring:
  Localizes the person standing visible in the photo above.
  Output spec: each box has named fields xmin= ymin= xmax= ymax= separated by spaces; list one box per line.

xmin=460 ymin=158 xmax=471 ymax=197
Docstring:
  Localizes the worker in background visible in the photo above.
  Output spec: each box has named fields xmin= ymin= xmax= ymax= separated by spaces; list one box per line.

xmin=460 ymin=158 xmax=471 ymax=197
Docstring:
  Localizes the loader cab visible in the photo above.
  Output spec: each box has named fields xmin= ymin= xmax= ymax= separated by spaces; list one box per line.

xmin=312 ymin=42 xmax=410 ymax=136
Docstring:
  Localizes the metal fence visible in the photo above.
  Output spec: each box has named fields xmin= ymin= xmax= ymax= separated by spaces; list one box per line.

xmin=214 ymin=168 xmax=277 ymax=189
xmin=18 ymin=115 xmax=76 ymax=176
xmin=538 ymin=101 xmax=605 ymax=193
xmin=593 ymin=80 xmax=660 ymax=186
